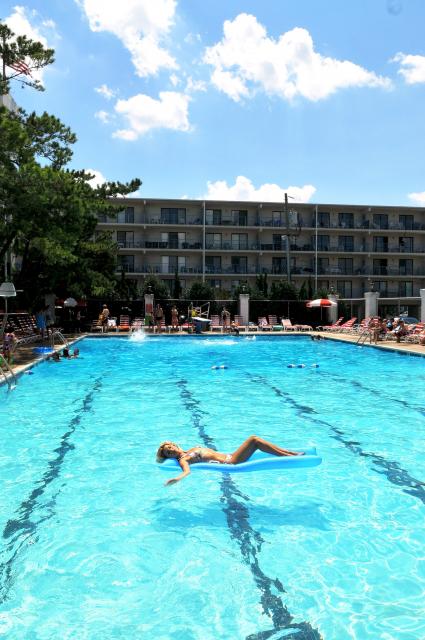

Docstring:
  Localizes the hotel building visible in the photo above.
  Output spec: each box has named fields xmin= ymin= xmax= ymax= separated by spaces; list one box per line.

xmin=98 ymin=198 xmax=425 ymax=304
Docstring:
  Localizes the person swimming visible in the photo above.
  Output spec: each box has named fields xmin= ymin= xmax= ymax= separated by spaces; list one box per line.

xmin=156 ymin=436 xmax=303 ymax=485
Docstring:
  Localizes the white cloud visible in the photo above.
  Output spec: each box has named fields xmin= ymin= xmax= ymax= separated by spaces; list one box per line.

xmin=184 ymin=32 xmax=201 ymax=45
xmin=185 ymin=76 xmax=207 ymax=93
xmin=86 ymin=168 xmax=107 ymax=187
xmin=169 ymin=73 xmax=180 ymax=87
xmin=77 ymin=0 xmax=177 ymax=77
xmin=204 ymin=13 xmax=391 ymax=102
xmin=4 ymin=6 xmax=53 ymax=83
xmin=95 ymin=83 xmax=116 ymax=99
xmin=392 ymin=53 xmax=425 ymax=84
xmin=200 ymin=176 xmax=316 ymax=203
xmin=113 ymin=91 xmax=191 ymax=139
xmin=408 ymin=191 xmax=425 ymax=205
xmin=95 ymin=110 xmax=112 ymax=123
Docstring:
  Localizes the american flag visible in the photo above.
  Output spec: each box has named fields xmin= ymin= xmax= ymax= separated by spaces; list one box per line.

xmin=6 ymin=59 xmax=31 ymax=76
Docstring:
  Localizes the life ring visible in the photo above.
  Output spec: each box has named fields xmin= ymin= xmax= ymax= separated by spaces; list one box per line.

xmin=159 ymin=447 xmax=321 ymax=474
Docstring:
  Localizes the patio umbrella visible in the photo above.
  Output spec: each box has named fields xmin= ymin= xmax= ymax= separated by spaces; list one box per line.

xmin=306 ymin=298 xmax=337 ymax=308
xmin=306 ymin=298 xmax=337 ymax=320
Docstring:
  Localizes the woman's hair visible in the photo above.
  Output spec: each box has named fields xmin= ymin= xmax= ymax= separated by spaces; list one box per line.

xmin=156 ymin=441 xmax=176 ymax=463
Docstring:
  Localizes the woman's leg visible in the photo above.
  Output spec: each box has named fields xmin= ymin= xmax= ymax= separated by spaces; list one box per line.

xmin=230 ymin=435 xmax=301 ymax=464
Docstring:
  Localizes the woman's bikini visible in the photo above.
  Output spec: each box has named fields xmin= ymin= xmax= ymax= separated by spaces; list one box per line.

xmin=178 ymin=447 xmax=232 ymax=465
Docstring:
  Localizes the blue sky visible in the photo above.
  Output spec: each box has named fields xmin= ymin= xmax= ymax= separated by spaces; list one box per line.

xmin=3 ymin=0 xmax=425 ymax=206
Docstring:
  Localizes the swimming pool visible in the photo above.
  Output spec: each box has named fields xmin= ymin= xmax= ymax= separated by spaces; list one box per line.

xmin=0 ymin=335 xmax=424 ymax=639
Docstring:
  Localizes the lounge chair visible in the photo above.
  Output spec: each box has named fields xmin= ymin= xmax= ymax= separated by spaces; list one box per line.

xmin=234 ymin=315 xmax=247 ymax=332
xmin=91 ymin=318 xmax=103 ymax=332
xmin=258 ymin=317 xmax=272 ymax=331
xmin=337 ymin=317 xmax=358 ymax=333
xmin=294 ymin=321 xmax=313 ymax=331
xmin=319 ymin=317 xmax=344 ymax=331
xmin=404 ymin=323 xmax=424 ymax=343
xmin=117 ymin=315 xmax=131 ymax=331
xmin=210 ymin=315 xmax=222 ymax=332
xmin=130 ymin=318 xmax=143 ymax=332
xmin=268 ymin=315 xmax=282 ymax=331
xmin=281 ymin=318 xmax=296 ymax=331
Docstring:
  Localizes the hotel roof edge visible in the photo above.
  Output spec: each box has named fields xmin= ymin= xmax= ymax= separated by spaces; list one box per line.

xmin=109 ymin=196 xmax=425 ymax=212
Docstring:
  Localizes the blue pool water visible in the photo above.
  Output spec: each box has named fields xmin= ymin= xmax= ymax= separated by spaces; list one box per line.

xmin=0 ymin=335 xmax=424 ymax=640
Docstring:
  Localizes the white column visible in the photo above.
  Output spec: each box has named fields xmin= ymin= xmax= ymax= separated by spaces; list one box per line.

xmin=365 ymin=291 xmax=379 ymax=318
xmin=239 ymin=293 xmax=249 ymax=327
xmin=420 ymin=288 xmax=425 ymax=323
xmin=327 ymin=293 xmax=338 ymax=324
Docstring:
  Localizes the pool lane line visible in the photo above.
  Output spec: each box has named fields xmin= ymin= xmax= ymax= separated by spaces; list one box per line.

xmin=176 ymin=379 xmax=323 ymax=640
xmin=317 ymin=369 xmax=425 ymax=418
xmin=247 ymin=374 xmax=425 ymax=506
xmin=0 ymin=377 xmax=102 ymax=603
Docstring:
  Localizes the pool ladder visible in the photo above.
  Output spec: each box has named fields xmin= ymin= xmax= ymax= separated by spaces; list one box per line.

xmin=0 ymin=354 xmax=17 ymax=391
xmin=356 ymin=330 xmax=370 ymax=345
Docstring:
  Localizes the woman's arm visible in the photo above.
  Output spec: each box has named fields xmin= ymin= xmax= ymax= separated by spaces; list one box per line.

xmin=165 ymin=458 xmax=191 ymax=486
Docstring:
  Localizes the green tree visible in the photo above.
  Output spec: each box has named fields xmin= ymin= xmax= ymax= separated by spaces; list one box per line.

xmin=141 ymin=276 xmax=170 ymax=300
xmin=172 ymin=270 xmax=182 ymax=299
xmin=255 ymin=273 xmax=268 ymax=296
xmin=0 ymin=23 xmax=141 ymax=304
xmin=270 ymin=280 xmax=298 ymax=300
xmin=0 ymin=22 xmax=55 ymax=93
xmin=187 ymin=281 xmax=215 ymax=301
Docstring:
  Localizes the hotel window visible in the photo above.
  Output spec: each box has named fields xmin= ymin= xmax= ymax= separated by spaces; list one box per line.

xmin=272 ymin=211 xmax=283 ymax=226
xmin=117 ymin=207 xmax=134 ymax=223
xmin=117 ymin=255 xmax=134 ymax=272
xmin=162 ymin=232 xmax=185 ymax=249
xmin=399 ymin=215 xmax=414 ymax=230
xmin=161 ymin=255 xmax=186 ymax=274
xmin=373 ymin=213 xmax=388 ymax=229
xmin=208 ymin=279 xmax=222 ymax=289
xmin=231 ymin=256 xmax=247 ymax=273
xmin=160 ymin=207 xmax=186 ymax=224
xmin=337 ymin=281 xmax=352 ymax=298
xmin=317 ymin=235 xmax=330 ymax=251
xmin=373 ymin=259 xmax=387 ymax=276
xmin=317 ymin=257 xmax=329 ymax=273
xmin=399 ymin=259 xmax=413 ymax=275
xmin=117 ymin=231 xmax=134 ymax=247
xmin=374 ymin=281 xmax=387 ymax=296
xmin=338 ymin=212 xmax=354 ymax=228
xmin=373 ymin=236 xmax=388 ymax=252
xmin=399 ymin=237 xmax=413 ymax=252
xmin=338 ymin=258 xmax=353 ymax=275
xmin=231 ymin=233 xmax=248 ymax=249
xmin=399 ymin=281 xmax=413 ymax=297
xmin=272 ymin=257 xmax=287 ymax=274
xmin=206 ymin=209 xmax=222 ymax=225
xmin=338 ymin=236 xmax=354 ymax=251
xmin=97 ymin=213 xmax=107 ymax=223
xmin=206 ymin=233 xmax=222 ymax=249
xmin=272 ymin=234 xmax=288 ymax=250
xmin=206 ymin=256 xmax=221 ymax=273
xmin=318 ymin=212 xmax=330 ymax=227
xmin=231 ymin=210 xmax=248 ymax=226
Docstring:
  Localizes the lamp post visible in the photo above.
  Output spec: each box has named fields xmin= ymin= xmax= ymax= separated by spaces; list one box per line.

xmin=0 ymin=282 xmax=18 ymax=336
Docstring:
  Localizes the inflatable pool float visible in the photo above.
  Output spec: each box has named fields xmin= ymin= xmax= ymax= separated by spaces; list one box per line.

xmin=159 ymin=447 xmax=321 ymax=474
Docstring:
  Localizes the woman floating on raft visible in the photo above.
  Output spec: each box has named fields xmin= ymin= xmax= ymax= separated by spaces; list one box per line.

xmin=156 ymin=436 xmax=304 ymax=485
